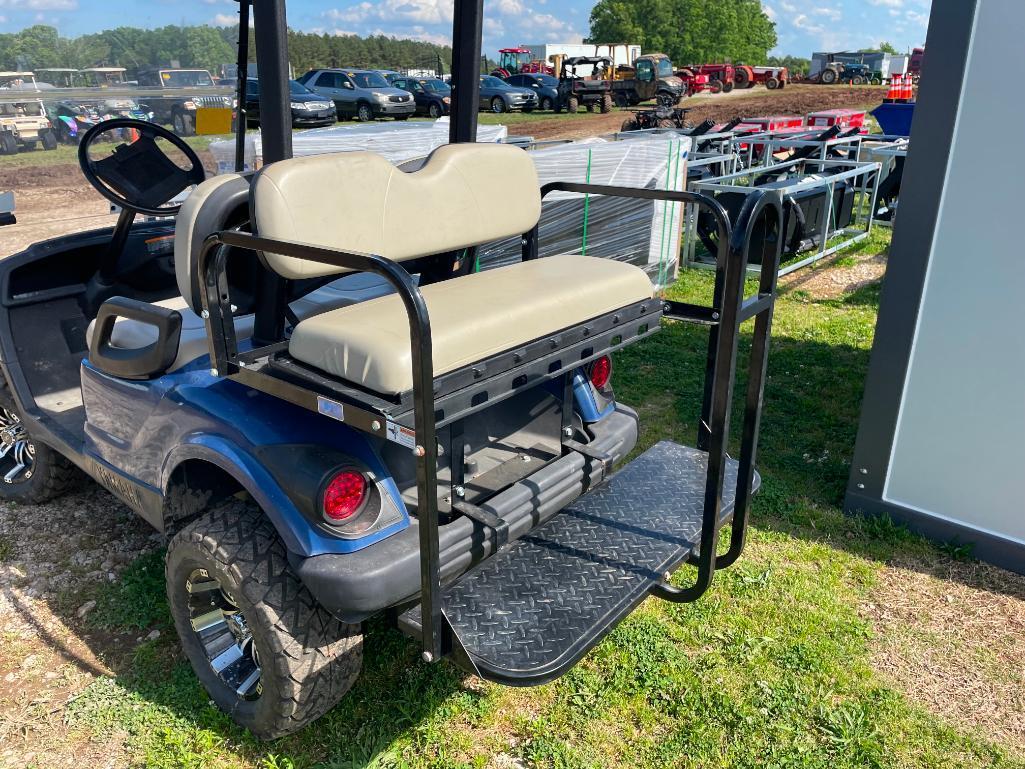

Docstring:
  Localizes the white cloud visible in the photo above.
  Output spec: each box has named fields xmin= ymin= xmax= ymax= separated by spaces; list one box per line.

xmin=323 ymin=0 xmax=453 ymax=26
xmin=813 ymin=7 xmax=841 ymax=21
xmin=792 ymin=14 xmax=824 ymax=34
xmin=210 ymin=11 xmax=253 ymax=27
xmin=762 ymin=3 xmax=777 ymax=20
xmin=868 ymin=0 xmax=903 ymax=6
xmin=906 ymin=10 xmax=928 ymax=26
xmin=780 ymin=0 xmax=796 ymax=11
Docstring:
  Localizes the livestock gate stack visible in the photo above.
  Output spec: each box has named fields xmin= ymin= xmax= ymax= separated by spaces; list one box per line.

xmin=845 ymin=0 xmax=1025 ymax=574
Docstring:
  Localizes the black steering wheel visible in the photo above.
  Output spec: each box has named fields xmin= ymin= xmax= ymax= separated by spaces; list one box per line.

xmin=78 ymin=118 xmax=205 ymax=217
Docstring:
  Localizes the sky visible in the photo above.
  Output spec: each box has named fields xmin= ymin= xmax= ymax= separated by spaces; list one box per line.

xmin=0 ymin=0 xmax=932 ymax=57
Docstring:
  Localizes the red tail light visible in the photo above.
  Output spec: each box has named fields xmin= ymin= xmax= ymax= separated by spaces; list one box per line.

xmin=323 ymin=470 xmax=368 ymax=522
xmin=589 ymin=356 xmax=612 ymax=390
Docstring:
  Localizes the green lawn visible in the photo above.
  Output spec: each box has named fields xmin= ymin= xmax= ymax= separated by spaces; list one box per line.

xmin=62 ymin=239 xmax=1024 ymax=769
xmin=0 ymin=135 xmax=219 ymax=169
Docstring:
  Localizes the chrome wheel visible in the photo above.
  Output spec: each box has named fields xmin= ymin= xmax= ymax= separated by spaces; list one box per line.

xmin=186 ymin=568 xmax=262 ymax=700
xmin=0 ymin=407 xmax=34 ymax=484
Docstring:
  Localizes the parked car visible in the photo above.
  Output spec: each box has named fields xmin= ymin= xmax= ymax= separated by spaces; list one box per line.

xmin=134 ymin=67 xmax=234 ymax=136
xmin=503 ymin=73 xmax=559 ymax=111
xmin=245 ymin=78 xmax=336 ymax=128
xmin=296 ymin=68 xmax=415 ymax=122
xmin=478 ymin=75 xmax=537 ymax=113
xmin=389 ymin=76 xmax=451 ymax=118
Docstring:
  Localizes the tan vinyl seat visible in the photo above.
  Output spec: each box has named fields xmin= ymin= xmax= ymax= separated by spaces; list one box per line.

xmin=250 ymin=143 xmax=655 ymax=395
xmin=290 ymin=255 xmax=653 ymax=394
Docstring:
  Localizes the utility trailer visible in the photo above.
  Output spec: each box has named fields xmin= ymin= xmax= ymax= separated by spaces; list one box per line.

xmin=0 ymin=0 xmax=784 ymax=740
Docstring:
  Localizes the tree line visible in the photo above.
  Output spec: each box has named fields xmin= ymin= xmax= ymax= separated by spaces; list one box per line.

xmin=0 ymin=24 xmax=453 ymax=79
xmin=587 ymin=0 xmax=777 ymax=66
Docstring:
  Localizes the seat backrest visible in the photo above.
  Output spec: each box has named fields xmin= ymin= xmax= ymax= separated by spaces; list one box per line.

xmin=174 ymin=172 xmax=253 ymax=312
xmin=251 ymin=143 xmax=542 ymax=280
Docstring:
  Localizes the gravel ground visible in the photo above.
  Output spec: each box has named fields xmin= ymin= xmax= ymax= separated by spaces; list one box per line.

xmin=0 ymin=484 xmax=159 ymax=764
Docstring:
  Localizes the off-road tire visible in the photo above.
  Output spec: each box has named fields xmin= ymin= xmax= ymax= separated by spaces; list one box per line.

xmin=850 ymin=76 xmax=864 ymax=86
xmin=734 ymin=68 xmax=750 ymax=88
xmin=621 ymin=117 xmax=638 ymax=132
xmin=566 ymin=96 xmax=579 ymax=113
xmin=428 ymin=101 xmax=443 ymax=118
xmin=173 ymin=111 xmax=196 ymax=137
xmin=357 ymin=103 xmax=375 ymax=122
xmin=657 ymin=118 xmax=678 ymax=129
xmin=709 ymin=79 xmax=723 ymax=94
xmin=722 ymin=80 xmax=734 ymax=93
xmin=166 ymin=501 xmax=362 ymax=740
xmin=600 ymin=94 xmax=613 ymax=113
xmin=766 ymin=76 xmax=780 ymax=90
xmin=540 ymin=96 xmax=554 ymax=111
xmin=778 ymin=79 xmax=787 ymax=89
xmin=0 ymin=379 xmax=79 ymax=504
xmin=40 ymin=129 xmax=58 ymax=151
xmin=0 ymin=133 xmax=16 ymax=155
xmin=491 ymin=97 xmax=506 ymax=113
xmin=820 ymin=68 xmax=837 ymax=85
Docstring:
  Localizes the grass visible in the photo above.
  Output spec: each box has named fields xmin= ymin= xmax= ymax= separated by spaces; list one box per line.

xmin=59 ymin=237 xmax=1025 ymax=768
xmin=0 ymin=135 xmax=217 ymax=169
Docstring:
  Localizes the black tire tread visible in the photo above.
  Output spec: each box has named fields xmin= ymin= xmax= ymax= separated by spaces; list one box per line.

xmin=168 ymin=501 xmax=362 ymax=739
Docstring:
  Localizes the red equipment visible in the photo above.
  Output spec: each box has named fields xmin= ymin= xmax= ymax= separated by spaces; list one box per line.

xmin=673 ymin=69 xmax=712 ymax=96
xmin=685 ymin=63 xmax=736 ymax=93
xmin=491 ymin=47 xmax=553 ymax=78
xmin=734 ymin=65 xmax=788 ymax=89
xmin=806 ymin=109 xmax=867 ymax=129
xmin=750 ymin=66 xmax=789 ymax=89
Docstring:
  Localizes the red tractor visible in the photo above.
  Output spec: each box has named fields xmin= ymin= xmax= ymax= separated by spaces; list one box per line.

xmin=491 ymin=48 xmax=553 ymax=78
xmin=735 ymin=65 xmax=789 ymax=89
xmin=686 ymin=63 xmax=736 ymax=93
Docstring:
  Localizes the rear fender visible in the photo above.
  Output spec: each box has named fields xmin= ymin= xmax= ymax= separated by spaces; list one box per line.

xmin=162 ymin=435 xmax=409 ymax=557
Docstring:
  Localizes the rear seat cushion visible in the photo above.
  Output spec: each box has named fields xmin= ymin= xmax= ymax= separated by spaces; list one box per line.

xmin=288 ymin=255 xmax=654 ymax=395
xmin=253 ymin=144 xmax=542 ymax=280
xmin=85 ymin=272 xmax=396 ymax=373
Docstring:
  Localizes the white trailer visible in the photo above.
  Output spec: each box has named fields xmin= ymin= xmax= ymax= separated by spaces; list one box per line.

xmin=520 ymin=43 xmax=641 ymax=69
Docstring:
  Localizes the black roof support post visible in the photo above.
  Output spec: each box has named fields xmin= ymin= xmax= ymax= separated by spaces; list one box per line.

xmin=449 ymin=0 xmax=483 ymax=144
xmin=233 ymin=0 xmax=250 ymax=173
xmin=250 ymin=0 xmax=290 ymax=345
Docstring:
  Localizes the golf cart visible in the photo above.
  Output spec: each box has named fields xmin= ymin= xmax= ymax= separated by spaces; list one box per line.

xmin=0 ymin=72 xmax=58 ymax=154
xmin=554 ymin=56 xmax=614 ymax=113
xmin=0 ymin=0 xmax=783 ymax=739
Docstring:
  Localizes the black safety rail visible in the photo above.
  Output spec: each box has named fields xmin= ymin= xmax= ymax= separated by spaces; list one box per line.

xmin=196 ymin=184 xmax=784 ymax=666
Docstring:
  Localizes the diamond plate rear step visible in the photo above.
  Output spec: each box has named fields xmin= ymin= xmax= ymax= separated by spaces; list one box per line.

xmin=399 ymin=440 xmax=758 ymax=685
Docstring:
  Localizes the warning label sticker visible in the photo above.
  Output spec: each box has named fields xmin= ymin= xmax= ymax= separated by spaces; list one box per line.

xmin=385 ymin=420 xmax=416 ymax=449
